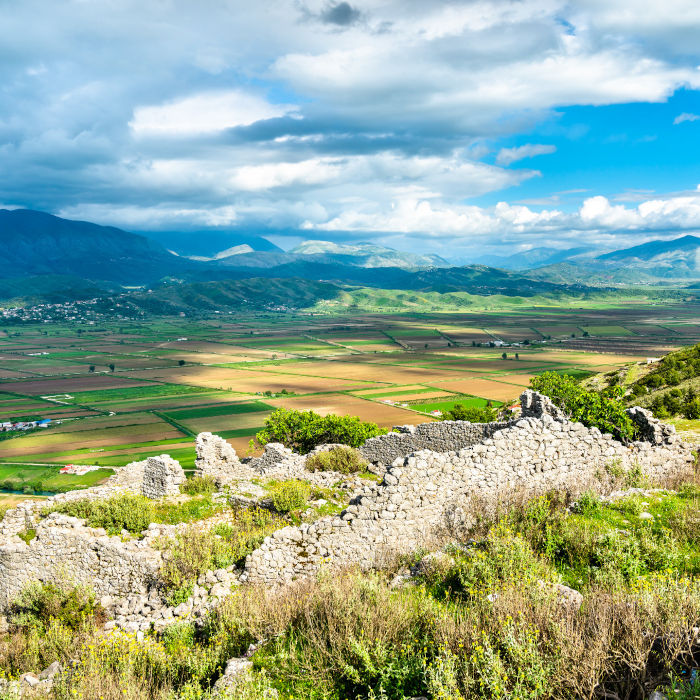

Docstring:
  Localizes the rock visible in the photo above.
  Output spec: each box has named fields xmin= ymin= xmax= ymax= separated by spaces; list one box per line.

xmin=39 ymin=661 xmax=62 ymax=680
xmin=412 ymin=551 xmax=454 ymax=577
xmin=538 ymin=581 xmax=584 ymax=611
xmin=20 ymin=673 xmax=40 ymax=687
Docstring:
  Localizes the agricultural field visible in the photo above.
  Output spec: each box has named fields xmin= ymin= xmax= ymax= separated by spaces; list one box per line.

xmin=0 ymin=300 xmax=698 ymax=483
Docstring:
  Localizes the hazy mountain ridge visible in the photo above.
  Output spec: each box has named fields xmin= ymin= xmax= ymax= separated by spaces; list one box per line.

xmin=531 ymin=234 xmax=700 ymax=284
xmin=0 ymin=209 xmax=199 ymax=284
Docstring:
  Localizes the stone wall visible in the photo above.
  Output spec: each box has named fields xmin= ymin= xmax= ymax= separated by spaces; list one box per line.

xmin=0 ymin=513 xmax=161 ymax=606
xmin=243 ymin=405 xmax=694 ymax=585
xmin=142 ymin=455 xmax=186 ymax=499
xmin=359 ymin=419 xmax=512 ymax=466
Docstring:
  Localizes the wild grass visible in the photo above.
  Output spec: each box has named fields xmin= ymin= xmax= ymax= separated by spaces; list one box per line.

xmin=2 ymin=482 xmax=699 ymax=699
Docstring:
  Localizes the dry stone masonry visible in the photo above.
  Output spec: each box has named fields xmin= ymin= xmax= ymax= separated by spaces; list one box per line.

xmin=142 ymin=454 xmax=186 ymax=498
xmin=243 ymin=391 xmax=693 ymax=585
xmin=0 ymin=391 xmax=695 ymax=619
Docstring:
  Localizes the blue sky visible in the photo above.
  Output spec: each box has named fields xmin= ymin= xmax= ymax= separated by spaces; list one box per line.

xmin=1 ymin=0 xmax=699 ymax=260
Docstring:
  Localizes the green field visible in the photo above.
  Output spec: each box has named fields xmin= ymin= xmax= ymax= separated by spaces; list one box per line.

xmin=409 ymin=396 xmax=498 ymax=414
xmin=0 ymin=464 xmax=114 ymax=493
xmin=0 ymin=300 xmax=698 ymax=465
xmin=162 ymin=401 xmax=273 ymax=420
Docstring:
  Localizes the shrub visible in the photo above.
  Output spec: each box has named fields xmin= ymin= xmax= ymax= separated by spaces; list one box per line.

xmin=305 ymin=446 xmax=368 ymax=474
xmin=530 ymin=371 xmax=637 ymax=442
xmin=45 ymin=494 xmax=155 ymax=535
xmin=441 ymin=403 xmax=497 ymax=422
xmin=160 ymin=527 xmax=235 ymax=592
xmin=9 ymin=581 xmax=104 ymax=633
xmin=268 ymin=480 xmax=311 ymax=513
xmin=180 ymin=475 xmax=216 ymax=496
xmin=211 ymin=508 xmax=286 ymax=562
xmin=254 ymin=408 xmax=387 ymax=454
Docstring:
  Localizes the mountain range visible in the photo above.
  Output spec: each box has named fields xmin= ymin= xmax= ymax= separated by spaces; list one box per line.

xmin=2 ymin=209 xmax=700 ymax=305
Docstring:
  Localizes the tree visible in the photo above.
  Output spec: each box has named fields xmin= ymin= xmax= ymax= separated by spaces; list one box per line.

xmin=530 ymin=372 xmax=636 ymax=443
xmin=254 ymin=409 xmax=387 ymax=454
xmin=441 ymin=403 xmax=496 ymax=423
xmin=515 ymin=353 xmax=519 ymax=360
xmin=88 ymin=365 xmax=95 ymax=373
xmin=501 ymin=352 xmax=507 ymax=360
xmin=108 ymin=363 xmax=115 ymax=372
xmin=178 ymin=360 xmax=186 ymax=367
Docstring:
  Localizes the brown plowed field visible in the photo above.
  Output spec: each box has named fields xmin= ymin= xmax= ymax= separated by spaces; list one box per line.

xmin=267 ymin=393 xmax=433 ymax=428
xmin=3 ymin=376 xmax=157 ymax=395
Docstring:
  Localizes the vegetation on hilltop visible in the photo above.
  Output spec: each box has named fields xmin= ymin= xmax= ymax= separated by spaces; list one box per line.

xmin=530 ymin=371 xmax=637 ymax=442
xmin=624 ymin=343 xmax=700 ymax=418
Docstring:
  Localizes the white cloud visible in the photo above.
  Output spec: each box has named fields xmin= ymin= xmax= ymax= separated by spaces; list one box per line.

xmin=496 ymin=144 xmax=556 ymax=166
xmin=674 ymin=112 xmax=700 ymax=124
xmin=305 ymin=187 xmax=700 ymax=242
xmin=130 ymin=91 xmax=297 ymax=136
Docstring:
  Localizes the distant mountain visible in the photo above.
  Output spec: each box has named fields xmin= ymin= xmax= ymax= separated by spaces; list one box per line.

xmin=532 ymin=234 xmax=700 ymax=284
xmin=139 ymin=229 xmax=282 ymax=258
xmin=0 ymin=209 xmax=199 ymax=284
xmin=287 ymin=240 xmax=450 ymax=269
xmin=475 ymin=246 xmax=595 ymax=271
xmin=598 ymin=234 xmax=700 ymax=264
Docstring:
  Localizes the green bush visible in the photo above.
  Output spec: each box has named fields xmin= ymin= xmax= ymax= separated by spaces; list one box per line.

xmin=160 ymin=527 xmax=235 ymax=592
xmin=45 ymin=494 xmax=155 ymax=535
xmin=254 ymin=408 xmax=387 ymax=454
xmin=10 ymin=582 xmax=104 ymax=633
xmin=268 ymin=480 xmax=311 ymax=513
xmin=530 ymin=371 xmax=637 ymax=442
xmin=305 ymin=446 xmax=368 ymax=474
xmin=440 ymin=403 xmax=497 ymax=422
xmin=180 ymin=475 xmax=216 ymax=496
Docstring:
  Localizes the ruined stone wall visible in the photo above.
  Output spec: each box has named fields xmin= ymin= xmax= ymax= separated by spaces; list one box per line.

xmin=244 ymin=412 xmax=693 ymax=585
xmin=0 ymin=513 xmax=161 ymax=606
xmin=142 ymin=455 xmax=186 ymax=499
xmin=359 ymin=419 xmax=512 ymax=466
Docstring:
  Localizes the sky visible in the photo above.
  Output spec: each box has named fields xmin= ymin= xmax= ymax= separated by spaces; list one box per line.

xmin=1 ymin=0 xmax=699 ymax=261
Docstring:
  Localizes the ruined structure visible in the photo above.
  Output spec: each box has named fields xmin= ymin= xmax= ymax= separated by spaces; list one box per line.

xmin=0 ymin=391 xmax=693 ymax=612
xmin=142 ymin=454 xmax=186 ymax=499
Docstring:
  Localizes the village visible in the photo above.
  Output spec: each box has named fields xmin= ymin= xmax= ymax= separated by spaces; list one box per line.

xmin=0 ymin=418 xmax=51 ymax=433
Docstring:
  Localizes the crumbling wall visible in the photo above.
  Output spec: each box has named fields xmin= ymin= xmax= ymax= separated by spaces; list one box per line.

xmin=359 ymin=420 xmax=512 ymax=466
xmin=244 ymin=408 xmax=693 ymax=585
xmin=0 ymin=514 xmax=161 ymax=606
xmin=142 ymin=455 xmax=185 ymax=499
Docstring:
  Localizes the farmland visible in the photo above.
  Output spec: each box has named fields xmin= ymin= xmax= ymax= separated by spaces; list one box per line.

xmin=0 ymin=298 xmax=699 ymax=486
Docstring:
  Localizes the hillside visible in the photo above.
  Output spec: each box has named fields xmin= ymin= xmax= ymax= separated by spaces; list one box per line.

xmin=0 ymin=209 xmax=199 ymax=284
xmin=588 ymin=342 xmax=700 ymax=420
xmin=125 ymin=277 xmax=340 ymax=314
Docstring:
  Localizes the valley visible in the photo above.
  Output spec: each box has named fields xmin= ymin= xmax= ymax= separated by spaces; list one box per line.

xmin=1 ymin=299 xmax=698 ymax=487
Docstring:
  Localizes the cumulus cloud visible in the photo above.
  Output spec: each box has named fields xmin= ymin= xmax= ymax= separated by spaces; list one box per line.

xmin=1 ymin=0 xmax=700 ymax=253
xmin=130 ymin=92 xmax=297 ymax=136
xmin=320 ymin=2 xmax=361 ymax=26
xmin=674 ymin=112 xmax=700 ymax=124
xmin=496 ymin=144 xmax=556 ymax=166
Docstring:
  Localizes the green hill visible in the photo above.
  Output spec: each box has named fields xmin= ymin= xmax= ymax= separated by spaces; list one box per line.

xmin=595 ymin=343 xmax=700 ymax=419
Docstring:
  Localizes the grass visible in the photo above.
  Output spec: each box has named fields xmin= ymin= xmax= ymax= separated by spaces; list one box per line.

xmin=0 ymin=464 xmax=114 ymax=493
xmin=409 ymin=396 xmax=498 ymax=413
xmin=161 ymin=400 xmax=273 ymax=420
xmin=63 ymin=383 xmax=210 ymax=405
